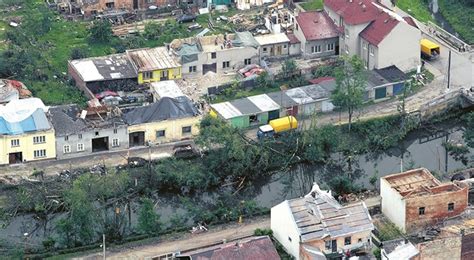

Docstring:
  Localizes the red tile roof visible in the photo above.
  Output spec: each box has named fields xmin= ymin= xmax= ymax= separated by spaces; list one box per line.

xmin=296 ymin=11 xmax=340 ymax=41
xmin=286 ymin=33 xmax=300 ymax=44
xmin=309 ymin=77 xmax=336 ymax=84
xmin=186 ymin=236 xmax=281 ymax=260
xmin=359 ymin=12 xmax=399 ymax=46
xmin=403 ymin=16 xmax=418 ymax=29
xmin=324 ymin=0 xmax=381 ymax=25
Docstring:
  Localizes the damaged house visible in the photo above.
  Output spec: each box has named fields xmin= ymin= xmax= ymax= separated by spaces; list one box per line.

xmin=380 ymin=168 xmax=469 ymax=233
xmin=170 ymin=32 xmax=259 ymax=77
xmin=127 ymin=47 xmax=182 ymax=84
xmin=271 ymin=183 xmax=374 ymax=260
xmin=49 ymin=104 xmax=129 ymax=159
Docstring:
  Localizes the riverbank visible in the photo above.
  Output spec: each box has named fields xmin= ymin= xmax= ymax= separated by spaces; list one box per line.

xmin=396 ymin=0 xmax=434 ymax=22
xmin=437 ymin=0 xmax=474 ymax=44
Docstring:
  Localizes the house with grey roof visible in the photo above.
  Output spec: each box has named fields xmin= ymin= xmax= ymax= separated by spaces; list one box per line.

xmin=365 ymin=65 xmax=408 ymax=101
xmin=49 ymin=105 xmax=128 ymax=160
xmin=271 ymin=183 xmax=374 ymax=260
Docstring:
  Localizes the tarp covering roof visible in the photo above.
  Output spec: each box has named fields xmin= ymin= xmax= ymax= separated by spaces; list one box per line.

xmin=232 ymin=31 xmax=259 ymax=49
xmin=0 ymin=98 xmax=51 ymax=135
xmin=175 ymin=43 xmax=201 ymax=64
xmin=124 ymin=96 xmax=198 ymax=125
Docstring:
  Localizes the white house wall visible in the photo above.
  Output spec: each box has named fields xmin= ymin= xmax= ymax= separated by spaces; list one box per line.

xmin=271 ymin=201 xmax=301 ymax=260
xmin=377 ymin=22 xmax=421 ymax=71
xmin=380 ymin=178 xmax=407 ymax=232
xmin=342 ymin=22 xmax=370 ymax=56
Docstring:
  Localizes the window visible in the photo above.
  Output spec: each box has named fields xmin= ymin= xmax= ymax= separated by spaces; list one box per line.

xmin=370 ymin=46 xmax=375 ymax=56
xmin=223 ymin=61 xmax=230 ymax=68
xmin=358 ymin=238 xmax=362 ymax=243
xmin=249 ymin=114 xmax=258 ymax=123
xmin=11 ymin=139 xmax=19 ymax=147
xmin=189 ymin=66 xmax=196 ymax=73
xmin=363 ymin=42 xmax=368 ymax=50
xmin=283 ymin=44 xmax=287 ymax=48
xmin=182 ymin=126 xmax=192 ymax=134
xmin=263 ymin=47 xmax=267 ymax=52
xmin=63 ymin=145 xmax=71 ymax=154
xmin=105 ymin=2 xmax=114 ymax=9
xmin=113 ymin=129 xmax=118 ymax=134
xmin=156 ymin=130 xmax=166 ymax=138
xmin=112 ymin=138 xmax=120 ymax=147
xmin=327 ymin=43 xmax=335 ymax=51
xmin=64 ymin=136 xmax=69 ymax=141
xmin=325 ymin=240 xmax=331 ymax=250
xmin=142 ymin=71 xmax=152 ymax=80
xmin=296 ymin=24 xmax=299 ymax=31
xmin=95 ymin=131 xmax=99 ymax=136
xmin=211 ymin=52 xmax=216 ymax=59
xmin=78 ymin=134 xmax=82 ymax=139
xmin=244 ymin=58 xmax=251 ymax=65
xmin=345 ymin=28 xmax=349 ymax=38
xmin=448 ymin=203 xmax=454 ymax=212
xmin=34 ymin=149 xmax=46 ymax=158
xmin=311 ymin=45 xmax=321 ymax=53
xmin=344 ymin=236 xmax=351 ymax=245
xmin=419 ymin=207 xmax=425 ymax=215
xmin=33 ymin=136 xmax=45 ymax=144
xmin=77 ymin=143 xmax=84 ymax=152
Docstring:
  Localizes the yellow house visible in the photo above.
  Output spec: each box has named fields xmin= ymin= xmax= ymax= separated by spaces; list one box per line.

xmin=0 ymin=98 xmax=56 ymax=165
xmin=127 ymin=47 xmax=182 ymax=84
xmin=124 ymin=96 xmax=200 ymax=147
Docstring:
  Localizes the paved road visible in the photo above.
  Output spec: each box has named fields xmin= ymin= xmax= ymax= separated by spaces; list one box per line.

xmin=76 ymin=217 xmax=271 ymax=260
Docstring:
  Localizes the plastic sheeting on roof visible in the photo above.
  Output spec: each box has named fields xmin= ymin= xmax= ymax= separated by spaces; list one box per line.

xmin=232 ymin=31 xmax=259 ymax=49
xmin=124 ymin=96 xmax=198 ymax=125
xmin=0 ymin=98 xmax=47 ymax=123
xmin=0 ymin=108 xmax=50 ymax=135
xmin=176 ymin=43 xmax=201 ymax=64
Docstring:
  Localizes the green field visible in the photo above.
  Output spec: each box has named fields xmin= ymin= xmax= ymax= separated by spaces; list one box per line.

xmin=396 ymin=0 xmax=434 ymax=22
xmin=301 ymin=0 xmax=324 ymax=11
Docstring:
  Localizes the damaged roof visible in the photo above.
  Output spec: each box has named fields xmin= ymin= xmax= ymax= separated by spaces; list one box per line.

xmin=0 ymin=98 xmax=51 ymax=135
xmin=124 ymin=96 xmax=198 ymax=125
xmin=184 ymin=236 xmax=280 ymax=260
xmin=69 ymin=53 xmax=137 ymax=82
xmin=127 ymin=47 xmax=181 ymax=72
xmin=296 ymin=11 xmax=340 ymax=41
xmin=286 ymin=184 xmax=374 ymax=242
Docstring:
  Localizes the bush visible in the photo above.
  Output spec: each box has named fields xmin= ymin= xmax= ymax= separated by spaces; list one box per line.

xmin=88 ymin=20 xmax=113 ymax=43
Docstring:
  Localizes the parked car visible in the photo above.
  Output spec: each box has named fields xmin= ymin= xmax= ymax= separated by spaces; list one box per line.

xmin=188 ymin=23 xmax=202 ymax=31
xmin=177 ymin=13 xmax=197 ymax=23
xmin=172 ymin=144 xmax=198 ymax=158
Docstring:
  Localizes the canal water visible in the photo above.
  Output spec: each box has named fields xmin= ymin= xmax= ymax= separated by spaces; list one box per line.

xmin=1 ymin=124 xmax=472 ymax=249
xmin=429 ymin=0 xmax=460 ymax=38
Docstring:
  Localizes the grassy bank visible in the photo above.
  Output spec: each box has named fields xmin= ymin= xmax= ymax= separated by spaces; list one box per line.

xmin=396 ymin=0 xmax=434 ymax=22
xmin=301 ymin=0 xmax=324 ymax=11
xmin=438 ymin=0 xmax=474 ymax=44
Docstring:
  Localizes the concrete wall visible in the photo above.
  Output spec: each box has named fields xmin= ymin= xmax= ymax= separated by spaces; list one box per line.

xmin=138 ymin=67 xmax=181 ymax=84
xmin=360 ymin=38 xmax=378 ymax=70
xmin=127 ymin=116 xmax=201 ymax=144
xmin=380 ymin=178 xmax=407 ymax=232
xmin=55 ymin=126 xmax=129 ymax=160
xmin=0 ymin=129 xmax=56 ymax=165
xmin=404 ymin=187 xmax=468 ymax=233
xmin=302 ymin=38 xmax=339 ymax=59
xmin=68 ymin=61 xmax=96 ymax=99
xmin=342 ymin=22 xmax=370 ymax=56
xmin=304 ymin=230 xmax=372 ymax=255
xmin=377 ymin=22 xmax=421 ymax=71
xmin=289 ymin=42 xmax=301 ymax=56
xmin=271 ymin=201 xmax=301 ymax=260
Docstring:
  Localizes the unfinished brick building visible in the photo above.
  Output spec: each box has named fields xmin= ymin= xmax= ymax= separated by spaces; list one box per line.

xmin=381 ymin=168 xmax=468 ymax=233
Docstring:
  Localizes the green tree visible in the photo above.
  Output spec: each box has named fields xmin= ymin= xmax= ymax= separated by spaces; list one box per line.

xmin=256 ymin=71 xmax=271 ymax=88
xmin=331 ymin=55 xmax=367 ymax=132
xmin=464 ymin=112 xmax=474 ymax=148
xmin=89 ymin=20 xmax=113 ymax=43
xmin=144 ymin=22 xmax=163 ymax=40
xmin=70 ymin=47 xmax=88 ymax=60
xmin=137 ymin=198 xmax=161 ymax=235
xmin=281 ymin=59 xmax=298 ymax=79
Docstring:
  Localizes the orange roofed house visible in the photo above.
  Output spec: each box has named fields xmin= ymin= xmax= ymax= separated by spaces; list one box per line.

xmin=380 ymin=168 xmax=468 ymax=233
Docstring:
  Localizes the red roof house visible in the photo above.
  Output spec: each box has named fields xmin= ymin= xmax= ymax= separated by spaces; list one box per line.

xmin=324 ymin=0 xmax=381 ymax=25
xmin=296 ymin=11 xmax=340 ymax=41
xmin=359 ymin=12 xmax=400 ymax=46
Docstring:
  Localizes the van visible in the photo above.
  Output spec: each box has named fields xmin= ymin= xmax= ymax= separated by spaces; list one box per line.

xmin=421 ymin=39 xmax=440 ymax=60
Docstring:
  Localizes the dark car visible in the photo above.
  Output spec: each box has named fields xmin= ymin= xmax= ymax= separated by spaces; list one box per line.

xmin=177 ymin=13 xmax=197 ymax=23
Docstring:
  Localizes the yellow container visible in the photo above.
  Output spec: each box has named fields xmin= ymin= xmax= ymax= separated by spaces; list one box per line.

xmin=269 ymin=116 xmax=298 ymax=133
xmin=421 ymin=39 xmax=440 ymax=59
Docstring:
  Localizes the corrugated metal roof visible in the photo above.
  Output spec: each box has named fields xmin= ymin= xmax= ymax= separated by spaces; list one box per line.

xmin=210 ymin=102 xmax=242 ymax=120
xmin=285 ymin=87 xmax=314 ymax=104
xmin=300 ymin=84 xmax=330 ymax=100
xmin=70 ymin=53 xmax=137 ymax=82
xmin=247 ymin=94 xmax=281 ymax=112
xmin=229 ymin=98 xmax=261 ymax=115
xmin=266 ymin=91 xmax=299 ymax=107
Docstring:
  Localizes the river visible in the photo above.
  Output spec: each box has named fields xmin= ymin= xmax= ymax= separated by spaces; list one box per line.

xmin=1 ymin=123 xmax=472 ymax=251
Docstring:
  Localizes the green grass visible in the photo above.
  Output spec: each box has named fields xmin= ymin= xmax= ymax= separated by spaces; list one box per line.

xmin=301 ymin=0 xmax=324 ymax=11
xmin=397 ymin=0 xmax=434 ymax=22
xmin=438 ymin=0 xmax=474 ymax=44
xmin=211 ymin=85 xmax=281 ymax=103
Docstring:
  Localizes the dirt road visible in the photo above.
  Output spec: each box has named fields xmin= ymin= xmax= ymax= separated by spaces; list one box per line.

xmin=76 ymin=217 xmax=270 ymax=260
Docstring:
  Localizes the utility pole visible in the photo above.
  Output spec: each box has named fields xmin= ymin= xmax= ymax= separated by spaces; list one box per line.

xmin=103 ymin=234 xmax=106 ymax=260
xmin=447 ymin=50 xmax=452 ymax=91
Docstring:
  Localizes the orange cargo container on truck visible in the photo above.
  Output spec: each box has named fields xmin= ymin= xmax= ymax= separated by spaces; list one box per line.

xmin=257 ymin=116 xmax=297 ymax=139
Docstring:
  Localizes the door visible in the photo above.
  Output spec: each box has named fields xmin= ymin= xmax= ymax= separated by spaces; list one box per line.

xmin=277 ymin=45 xmax=282 ymax=55
xmin=133 ymin=0 xmax=139 ymax=9
xmin=287 ymin=106 xmax=298 ymax=116
xmin=375 ymin=87 xmax=387 ymax=99
xmin=268 ymin=110 xmax=280 ymax=121
xmin=202 ymin=63 xmax=217 ymax=75
xmin=335 ymin=44 xmax=340 ymax=55
xmin=160 ymin=70 xmax=169 ymax=81
xmin=331 ymin=239 xmax=337 ymax=252
xmin=393 ymin=83 xmax=404 ymax=95
xmin=9 ymin=152 xmax=22 ymax=164
xmin=129 ymin=132 xmax=145 ymax=147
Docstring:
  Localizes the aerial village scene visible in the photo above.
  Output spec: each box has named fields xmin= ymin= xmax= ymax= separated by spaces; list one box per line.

xmin=0 ymin=0 xmax=473 ymax=259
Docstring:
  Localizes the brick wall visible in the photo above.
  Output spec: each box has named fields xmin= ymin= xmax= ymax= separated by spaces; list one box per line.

xmin=405 ymin=187 xmax=468 ymax=233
